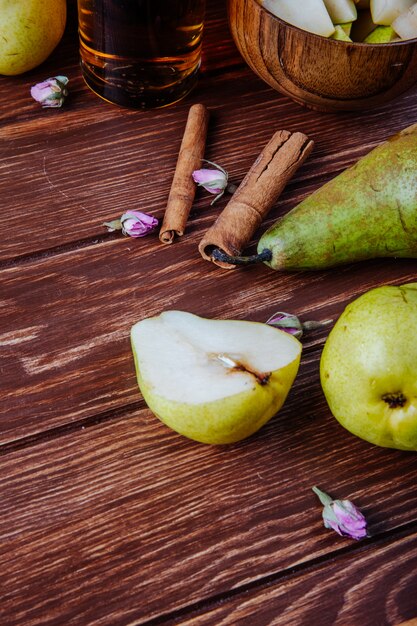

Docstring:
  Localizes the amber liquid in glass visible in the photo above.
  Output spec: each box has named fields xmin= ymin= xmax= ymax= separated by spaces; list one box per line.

xmin=78 ymin=0 xmax=205 ymax=109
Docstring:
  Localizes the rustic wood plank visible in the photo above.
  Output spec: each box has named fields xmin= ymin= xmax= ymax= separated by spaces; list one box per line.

xmin=1 ymin=1 xmax=417 ymax=261
xmin=1 ymin=407 xmax=417 ymax=625
xmin=2 ymin=231 xmax=417 ymax=443
xmin=171 ymin=530 xmax=417 ymax=626
xmin=1 ymin=76 xmax=417 ymax=262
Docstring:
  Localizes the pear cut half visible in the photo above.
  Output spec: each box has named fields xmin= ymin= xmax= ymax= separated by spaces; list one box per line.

xmin=131 ymin=311 xmax=302 ymax=444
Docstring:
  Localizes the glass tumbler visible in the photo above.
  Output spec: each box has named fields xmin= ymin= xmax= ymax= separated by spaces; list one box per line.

xmin=77 ymin=0 xmax=206 ymax=109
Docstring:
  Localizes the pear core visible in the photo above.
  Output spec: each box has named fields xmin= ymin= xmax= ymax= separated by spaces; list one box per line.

xmin=131 ymin=311 xmax=300 ymax=404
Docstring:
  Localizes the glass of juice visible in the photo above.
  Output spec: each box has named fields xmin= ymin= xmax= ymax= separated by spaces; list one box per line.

xmin=77 ymin=0 xmax=205 ymax=109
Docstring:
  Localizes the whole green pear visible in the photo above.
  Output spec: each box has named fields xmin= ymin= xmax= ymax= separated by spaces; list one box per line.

xmin=0 ymin=0 xmax=66 ymax=76
xmin=321 ymin=283 xmax=417 ymax=451
xmin=257 ymin=123 xmax=417 ymax=271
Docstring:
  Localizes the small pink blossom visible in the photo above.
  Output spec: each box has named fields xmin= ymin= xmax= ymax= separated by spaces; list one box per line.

xmin=266 ymin=312 xmax=304 ymax=339
xmin=313 ymin=486 xmax=368 ymax=541
xmin=192 ymin=168 xmax=227 ymax=195
xmin=192 ymin=160 xmax=234 ymax=204
xmin=266 ymin=312 xmax=333 ymax=340
xmin=103 ymin=210 xmax=158 ymax=238
xmin=30 ymin=76 xmax=69 ymax=108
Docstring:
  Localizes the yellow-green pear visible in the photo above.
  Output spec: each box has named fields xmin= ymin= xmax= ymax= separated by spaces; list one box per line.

xmin=247 ymin=123 xmax=417 ymax=271
xmin=0 ymin=0 xmax=66 ymax=75
xmin=320 ymin=283 xmax=417 ymax=451
xmin=131 ymin=311 xmax=301 ymax=445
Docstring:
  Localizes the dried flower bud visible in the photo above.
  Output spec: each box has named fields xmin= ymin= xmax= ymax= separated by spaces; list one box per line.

xmin=313 ymin=486 xmax=368 ymax=541
xmin=266 ymin=311 xmax=304 ymax=339
xmin=30 ymin=76 xmax=69 ymax=108
xmin=104 ymin=210 xmax=158 ymax=238
xmin=266 ymin=311 xmax=333 ymax=339
xmin=193 ymin=168 xmax=228 ymax=195
xmin=192 ymin=160 xmax=234 ymax=204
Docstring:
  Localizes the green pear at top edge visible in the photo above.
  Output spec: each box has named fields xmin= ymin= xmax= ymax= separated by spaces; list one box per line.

xmin=0 ymin=0 xmax=66 ymax=75
xmin=131 ymin=311 xmax=302 ymax=445
xmin=257 ymin=123 xmax=417 ymax=271
xmin=321 ymin=283 xmax=417 ymax=451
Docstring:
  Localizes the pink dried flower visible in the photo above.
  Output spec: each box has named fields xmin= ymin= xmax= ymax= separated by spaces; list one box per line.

xmin=103 ymin=210 xmax=158 ymax=238
xmin=30 ymin=76 xmax=69 ymax=108
xmin=313 ymin=486 xmax=368 ymax=541
xmin=193 ymin=168 xmax=227 ymax=195
xmin=192 ymin=160 xmax=235 ymax=204
xmin=266 ymin=311 xmax=333 ymax=340
xmin=266 ymin=312 xmax=304 ymax=339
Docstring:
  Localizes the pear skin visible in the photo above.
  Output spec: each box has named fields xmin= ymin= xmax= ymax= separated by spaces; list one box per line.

xmin=331 ymin=25 xmax=353 ymax=40
xmin=0 ymin=0 xmax=66 ymax=75
xmin=257 ymin=123 xmax=417 ymax=271
xmin=339 ymin=22 xmax=353 ymax=35
xmin=364 ymin=25 xmax=397 ymax=42
xmin=321 ymin=283 xmax=417 ymax=450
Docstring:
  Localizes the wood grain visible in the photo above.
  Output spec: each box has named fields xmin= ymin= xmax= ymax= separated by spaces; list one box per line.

xmin=228 ymin=0 xmax=417 ymax=112
xmin=1 ymin=2 xmax=417 ymax=261
xmin=1 ymin=1 xmax=417 ymax=624
xmin=172 ymin=530 xmax=417 ymax=625
xmin=2 ymin=236 xmax=417 ymax=443
xmin=1 ymin=407 xmax=417 ymax=625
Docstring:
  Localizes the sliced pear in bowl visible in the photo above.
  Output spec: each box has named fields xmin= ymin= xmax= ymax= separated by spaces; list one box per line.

xmin=131 ymin=311 xmax=302 ymax=444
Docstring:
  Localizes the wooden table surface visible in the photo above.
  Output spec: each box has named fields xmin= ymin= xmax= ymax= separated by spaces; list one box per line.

xmin=1 ymin=2 xmax=417 ymax=625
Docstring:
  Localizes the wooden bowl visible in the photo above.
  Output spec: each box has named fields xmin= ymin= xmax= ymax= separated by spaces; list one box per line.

xmin=227 ymin=0 xmax=417 ymax=112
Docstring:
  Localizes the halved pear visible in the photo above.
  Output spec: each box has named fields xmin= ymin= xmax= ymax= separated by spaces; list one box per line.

xmin=392 ymin=3 xmax=417 ymax=39
xmin=324 ymin=0 xmax=357 ymax=24
xmin=262 ymin=0 xmax=335 ymax=37
xmin=370 ymin=0 xmax=415 ymax=25
xmin=131 ymin=311 xmax=302 ymax=445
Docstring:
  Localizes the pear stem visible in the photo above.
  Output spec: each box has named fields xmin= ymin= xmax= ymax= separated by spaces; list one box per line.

xmin=302 ymin=319 xmax=333 ymax=331
xmin=211 ymin=248 xmax=272 ymax=266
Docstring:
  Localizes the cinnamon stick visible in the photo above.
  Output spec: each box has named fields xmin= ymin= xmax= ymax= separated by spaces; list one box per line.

xmin=198 ymin=130 xmax=314 ymax=268
xmin=159 ymin=103 xmax=210 ymax=244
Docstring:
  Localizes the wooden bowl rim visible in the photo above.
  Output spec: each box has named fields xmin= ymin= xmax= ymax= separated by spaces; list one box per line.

xmin=250 ymin=0 xmax=417 ymax=48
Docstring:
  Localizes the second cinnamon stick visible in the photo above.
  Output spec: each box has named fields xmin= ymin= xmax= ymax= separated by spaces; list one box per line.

xmin=198 ymin=130 xmax=314 ymax=268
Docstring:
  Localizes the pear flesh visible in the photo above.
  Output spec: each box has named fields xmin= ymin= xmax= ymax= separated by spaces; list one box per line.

xmin=262 ymin=0 xmax=335 ymax=37
xmin=323 ymin=0 xmax=357 ymax=24
xmin=131 ymin=311 xmax=301 ymax=445
xmin=392 ymin=3 xmax=417 ymax=39
xmin=320 ymin=283 xmax=417 ymax=450
xmin=257 ymin=123 xmax=417 ymax=271
xmin=370 ymin=0 xmax=415 ymax=24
